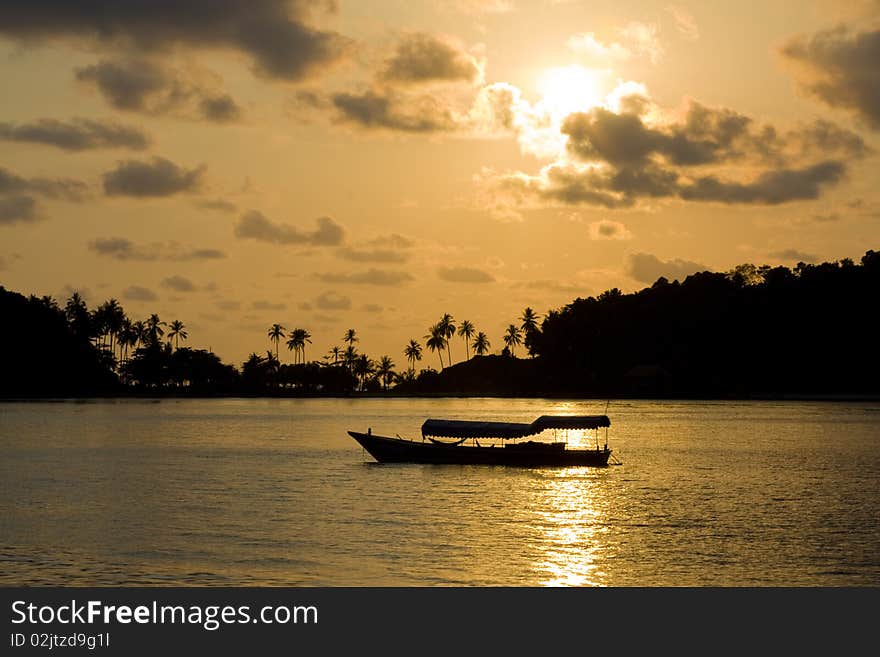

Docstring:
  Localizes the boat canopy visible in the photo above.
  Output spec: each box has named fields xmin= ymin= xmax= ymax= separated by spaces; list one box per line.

xmin=421 ymin=415 xmax=610 ymax=440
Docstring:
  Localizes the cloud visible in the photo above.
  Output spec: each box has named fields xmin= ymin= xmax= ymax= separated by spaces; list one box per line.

xmin=123 ymin=285 xmax=158 ymax=301
xmin=336 ymin=235 xmax=414 ymax=263
xmin=437 ymin=266 xmax=495 ymax=283
xmin=0 ymin=118 xmax=150 ymax=151
xmin=627 ymin=253 xmax=707 ymax=283
xmin=198 ymin=94 xmax=242 ymax=122
xmin=88 ymin=237 xmax=226 ymax=261
xmin=381 ymin=33 xmax=480 ymax=84
xmin=103 ymin=157 xmax=205 ymax=197
xmin=161 ymin=275 xmax=196 ymax=292
xmin=0 ymin=166 xmax=89 ymax=202
xmin=566 ymin=33 xmax=632 ymax=60
xmin=316 ymin=269 xmax=414 ymax=285
xmin=0 ymin=0 xmax=351 ymax=81
xmin=512 ymin=279 xmax=584 ymax=293
xmin=362 ymin=303 xmax=383 ymax=312
xmin=0 ymin=195 xmax=39 ymax=224
xmin=781 ymin=26 xmax=880 ymax=129
xmin=315 ymin=291 xmax=352 ymax=310
xmin=811 ymin=212 xmax=840 ymax=222
xmin=666 ymin=5 xmax=700 ymax=40
xmin=486 ymin=96 xmax=866 ymax=210
xmin=679 ymin=161 xmax=846 ymax=204
xmin=76 ymin=57 xmax=244 ymax=122
xmin=216 ymin=300 xmax=241 ymax=311
xmin=337 ymin=247 xmax=409 ymax=263
xmin=252 ymin=300 xmax=286 ymax=311
xmin=234 ymin=211 xmax=344 ymax=246
xmin=330 ymin=89 xmax=458 ymax=133
xmin=619 ymin=22 xmax=664 ymax=64
xmin=588 ymin=219 xmax=632 ymax=240
xmin=768 ymin=249 xmax=818 ymax=263
xmin=197 ymin=199 xmax=237 ymax=213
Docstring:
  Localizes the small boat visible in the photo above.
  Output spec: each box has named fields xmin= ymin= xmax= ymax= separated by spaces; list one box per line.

xmin=348 ymin=415 xmax=614 ymax=467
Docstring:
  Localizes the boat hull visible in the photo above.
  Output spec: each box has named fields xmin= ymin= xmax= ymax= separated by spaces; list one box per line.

xmin=348 ymin=431 xmax=611 ymax=467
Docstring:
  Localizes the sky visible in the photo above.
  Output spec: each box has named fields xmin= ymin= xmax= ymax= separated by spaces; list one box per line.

xmin=1 ymin=0 xmax=878 ymax=367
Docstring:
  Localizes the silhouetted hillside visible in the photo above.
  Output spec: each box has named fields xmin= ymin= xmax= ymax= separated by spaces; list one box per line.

xmin=0 ymin=287 xmax=119 ymax=397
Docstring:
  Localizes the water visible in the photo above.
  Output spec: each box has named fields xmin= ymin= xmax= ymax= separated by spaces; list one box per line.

xmin=0 ymin=398 xmax=878 ymax=586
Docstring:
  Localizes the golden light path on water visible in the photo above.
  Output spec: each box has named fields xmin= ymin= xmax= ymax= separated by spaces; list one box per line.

xmin=532 ymin=467 xmax=611 ymax=587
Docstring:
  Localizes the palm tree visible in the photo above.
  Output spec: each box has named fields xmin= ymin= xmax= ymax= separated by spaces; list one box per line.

xmin=520 ymin=307 xmax=541 ymax=356
xmin=343 ymin=328 xmax=358 ymax=348
xmin=457 ymin=319 xmax=475 ymax=361
xmin=472 ymin=331 xmax=491 ymax=356
xmin=343 ymin=345 xmax=358 ymax=375
xmin=404 ymin=339 xmax=423 ymax=375
xmin=376 ymin=355 xmax=395 ymax=390
xmin=132 ymin=320 xmax=147 ymax=350
xmin=503 ymin=324 xmax=522 ymax=357
xmin=146 ymin=314 xmax=166 ymax=346
xmin=439 ymin=313 xmax=455 ymax=365
xmin=297 ymin=329 xmax=312 ymax=363
xmin=328 ymin=345 xmax=342 ymax=365
xmin=425 ymin=323 xmax=447 ymax=369
xmin=267 ymin=323 xmax=286 ymax=360
xmin=168 ymin=319 xmax=187 ymax=350
xmin=353 ymin=354 xmax=374 ymax=391
xmin=286 ymin=332 xmax=303 ymax=364
xmin=64 ymin=292 xmax=91 ymax=340
xmin=520 ymin=307 xmax=539 ymax=334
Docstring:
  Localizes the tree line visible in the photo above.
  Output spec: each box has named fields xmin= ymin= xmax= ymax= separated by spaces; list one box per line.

xmin=1 ymin=249 xmax=877 ymax=397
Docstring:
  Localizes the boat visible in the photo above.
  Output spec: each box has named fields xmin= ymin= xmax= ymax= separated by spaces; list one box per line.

xmin=348 ymin=414 xmax=614 ymax=467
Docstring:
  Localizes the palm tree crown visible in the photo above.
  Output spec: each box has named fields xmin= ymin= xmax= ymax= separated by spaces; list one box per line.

xmin=439 ymin=313 xmax=455 ymax=365
xmin=503 ymin=324 xmax=523 ymax=357
xmin=472 ymin=331 xmax=491 ymax=356
xmin=457 ymin=319 xmax=475 ymax=361
xmin=168 ymin=319 xmax=188 ymax=350
xmin=404 ymin=339 xmax=423 ymax=375
xmin=267 ymin=323 xmax=286 ymax=360
xmin=425 ymin=323 xmax=448 ymax=369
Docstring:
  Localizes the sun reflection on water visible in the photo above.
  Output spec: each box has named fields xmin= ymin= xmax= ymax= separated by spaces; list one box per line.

xmin=531 ymin=468 xmax=611 ymax=587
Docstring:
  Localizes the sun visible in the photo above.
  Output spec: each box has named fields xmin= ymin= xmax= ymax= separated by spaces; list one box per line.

xmin=537 ymin=65 xmax=607 ymax=120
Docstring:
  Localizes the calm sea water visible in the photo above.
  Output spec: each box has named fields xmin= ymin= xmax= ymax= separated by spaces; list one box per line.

xmin=0 ymin=398 xmax=878 ymax=586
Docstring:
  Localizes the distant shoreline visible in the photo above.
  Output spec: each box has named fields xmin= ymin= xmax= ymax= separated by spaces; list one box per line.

xmin=3 ymin=391 xmax=879 ymax=402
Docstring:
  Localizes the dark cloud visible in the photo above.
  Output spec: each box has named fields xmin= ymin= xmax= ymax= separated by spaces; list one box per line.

xmin=627 ymin=253 xmax=707 ymax=283
xmin=103 ymin=157 xmax=204 ymax=197
xmin=562 ymin=102 xmax=865 ymax=169
xmin=768 ymin=249 xmax=818 ymax=263
xmin=369 ymin=233 xmax=414 ymax=248
xmin=0 ymin=166 xmax=89 ymax=202
xmin=362 ymin=303 xmax=383 ymax=312
xmin=123 ymin=285 xmax=158 ymax=301
xmin=252 ymin=300 xmax=286 ymax=311
xmin=161 ymin=275 xmax=196 ymax=292
xmin=0 ymin=195 xmax=38 ymax=224
xmin=316 ymin=269 xmax=414 ymax=285
xmin=330 ymin=89 xmax=457 ymax=132
xmin=234 ymin=211 xmax=344 ymax=246
xmin=197 ymin=199 xmax=237 ymax=213
xmin=381 ymin=33 xmax=479 ymax=84
xmin=0 ymin=0 xmax=350 ymax=81
xmin=437 ymin=266 xmax=495 ymax=283
xmin=76 ymin=58 xmax=243 ymax=122
xmin=315 ymin=291 xmax=352 ymax=310
xmin=501 ymin=98 xmax=864 ymax=209
xmin=679 ymin=161 xmax=846 ymax=205
xmin=0 ymin=118 xmax=149 ymax=151
xmin=781 ymin=26 xmax=880 ymax=129
xmin=198 ymin=94 xmax=242 ymax=122
xmin=88 ymin=237 xmax=226 ymax=260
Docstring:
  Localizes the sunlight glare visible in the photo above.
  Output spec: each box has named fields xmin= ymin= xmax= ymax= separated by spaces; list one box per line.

xmin=537 ymin=65 xmax=606 ymax=120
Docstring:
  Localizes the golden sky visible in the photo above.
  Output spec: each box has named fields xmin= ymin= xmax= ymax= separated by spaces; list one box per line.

xmin=1 ymin=0 xmax=878 ymax=366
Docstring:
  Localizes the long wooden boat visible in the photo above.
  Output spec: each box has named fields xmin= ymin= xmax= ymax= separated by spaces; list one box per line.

xmin=348 ymin=415 xmax=613 ymax=467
